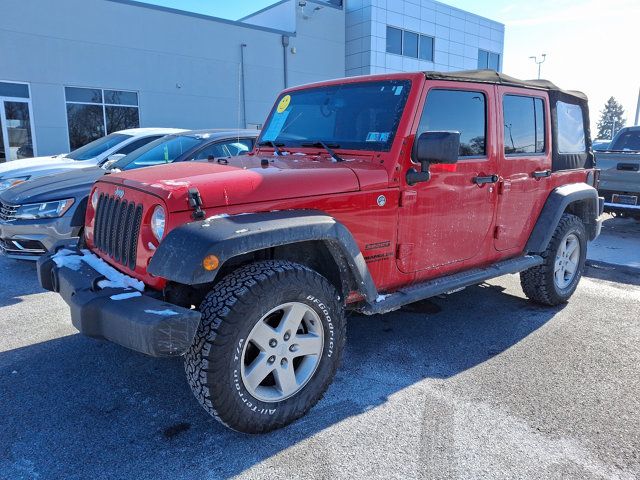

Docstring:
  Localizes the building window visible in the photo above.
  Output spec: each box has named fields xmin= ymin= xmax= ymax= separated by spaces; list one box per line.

xmin=418 ymin=89 xmax=486 ymax=157
xmin=387 ymin=26 xmax=434 ymax=62
xmin=419 ymin=35 xmax=434 ymax=62
xmin=503 ymin=95 xmax=545 ymax=155
xmin=386 ymin=26 xmax=402 ymax=55
xmin=478 ymin=50 xmax=500 ymax=71
xmin=64 ymin=86 xmax=139 ymax=150
xmin=403 ymin=31 xmax=419 ymax=58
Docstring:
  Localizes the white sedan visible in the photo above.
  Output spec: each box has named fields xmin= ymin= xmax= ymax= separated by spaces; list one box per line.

xmin=0 ymin=127 xmax=185 ymax=192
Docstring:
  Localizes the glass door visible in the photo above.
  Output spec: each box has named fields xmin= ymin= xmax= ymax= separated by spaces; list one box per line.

xmin=0 ymin=100 xmax=35 ymax=161
xmin=0 ymin=81 xmax=36 ymax=163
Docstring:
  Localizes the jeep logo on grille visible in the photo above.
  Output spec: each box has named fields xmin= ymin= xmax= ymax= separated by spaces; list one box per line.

xmin=114 ymin=188 xmax=125 ymax=199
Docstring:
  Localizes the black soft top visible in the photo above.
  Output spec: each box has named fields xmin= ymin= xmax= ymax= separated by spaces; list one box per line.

xmin=424 ymin=69 xmax=588 ymax=103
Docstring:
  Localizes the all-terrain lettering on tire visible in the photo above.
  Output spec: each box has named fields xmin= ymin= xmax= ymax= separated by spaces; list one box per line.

xmin=184 ymin=260 xmax=346 ymax=434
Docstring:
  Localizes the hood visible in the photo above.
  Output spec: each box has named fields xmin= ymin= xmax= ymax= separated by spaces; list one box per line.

xmin=99 ymin=155 xmax=379 ymax=212
xmin=0 ymin=166 xmax=105 ymax=204
xmin=0 ymin=155 xmax=96 ymax=180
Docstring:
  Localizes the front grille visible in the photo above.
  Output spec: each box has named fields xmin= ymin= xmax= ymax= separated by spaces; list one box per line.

xmin=0 ymin=202 xmax=19 ymax=221
xmin=93 ymin=193 xmax=143 ymax=270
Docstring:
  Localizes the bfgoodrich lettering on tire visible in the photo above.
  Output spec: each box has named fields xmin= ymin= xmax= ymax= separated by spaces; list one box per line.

xmin=520 ymin=213 xmax=587 ymax=306
xmin=184 ymin=260 xmax=346 ymax=433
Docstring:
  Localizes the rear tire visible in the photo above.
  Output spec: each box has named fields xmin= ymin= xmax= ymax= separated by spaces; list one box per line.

xmin=520 ymin=213 xmax=587 ymax=306
xmin=184 ymin=260 xmax=345 ymax=433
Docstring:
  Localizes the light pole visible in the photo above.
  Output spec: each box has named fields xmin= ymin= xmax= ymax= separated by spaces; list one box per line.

xmin=529 ymin=54 xmax=547 ymax=79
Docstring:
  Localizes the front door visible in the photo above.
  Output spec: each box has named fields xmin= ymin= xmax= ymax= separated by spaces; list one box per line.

xmin=494 ymin=87 xmax=552 ymax=252
xmin=397 ymin=84 xmax=498 ymax=273
xmin=0 ymin=82 xmax=36 ymax=163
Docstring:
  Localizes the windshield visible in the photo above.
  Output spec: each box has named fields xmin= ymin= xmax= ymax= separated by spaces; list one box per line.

xmin=66 ymin=133 xmax=131 ymax=160
xmin=259 ymin=79 xmax=412 ymax=152
xmin=610 ymin=130 xmax=640 ymax=151
xmin=112 ymin=135 xmax=203 ymax=170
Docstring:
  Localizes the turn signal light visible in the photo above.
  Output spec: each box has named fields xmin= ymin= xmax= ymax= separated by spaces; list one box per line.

xmin=202 ymin=255 xmax=220 ymax=271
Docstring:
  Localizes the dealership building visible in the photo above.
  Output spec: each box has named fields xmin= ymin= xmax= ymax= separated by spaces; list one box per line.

xmin=0 ymin=0 xmax=504 ymax=160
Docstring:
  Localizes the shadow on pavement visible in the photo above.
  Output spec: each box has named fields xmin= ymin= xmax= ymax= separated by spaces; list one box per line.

xmin=0 ymin=258 xmax=43 ymax=307
xmin=0 ymin=281 xmax=562 ymax=479
xmin=584 ymin=260 xmax=640 ymax=286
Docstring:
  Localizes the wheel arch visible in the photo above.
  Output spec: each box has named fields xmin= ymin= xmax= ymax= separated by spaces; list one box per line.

xmin=148 ymin=210 xmax=378 ymax=303
xmin=526 ymin=183 xmax=602 ymax=254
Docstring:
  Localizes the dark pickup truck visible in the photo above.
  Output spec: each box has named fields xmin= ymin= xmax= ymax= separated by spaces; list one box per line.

xmin=596 ymin=126 xmax=640 ymax=219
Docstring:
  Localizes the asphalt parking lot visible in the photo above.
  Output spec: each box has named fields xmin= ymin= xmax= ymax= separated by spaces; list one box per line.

xmin=0 ymin=217 xmax=638 ymax=480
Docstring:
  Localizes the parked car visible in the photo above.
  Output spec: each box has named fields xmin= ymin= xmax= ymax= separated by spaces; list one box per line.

xmin=592 ymin=139 xmax=610 ymax=151
xmin=39 ymin=71 xmax=603 ymax=433
xmin=595 ymin=125 xmax=640 ymax=219
xmin=0 ymin=128 xmax=184 ymax=192
xmin=0 ymin=129 xmax=258 ymax=259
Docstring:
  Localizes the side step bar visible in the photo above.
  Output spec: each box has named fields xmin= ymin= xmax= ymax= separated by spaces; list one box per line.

xmin=359 ymin=255 xmax=543 ymax=315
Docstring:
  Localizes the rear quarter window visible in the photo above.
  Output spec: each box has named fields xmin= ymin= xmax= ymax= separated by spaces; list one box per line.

xmin=557 ymin=101 xmax=586 ymax=154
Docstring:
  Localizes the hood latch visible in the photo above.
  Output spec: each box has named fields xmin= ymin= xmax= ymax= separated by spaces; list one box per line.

xmin=188 ymin=187 xmax=206 ymax=220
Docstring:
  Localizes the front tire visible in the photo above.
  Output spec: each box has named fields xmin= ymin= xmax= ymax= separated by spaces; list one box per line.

xmin=185 ymin=260 xmax=345 ymax=433
xmin=520 ymin=213 xmax=587 ymax=306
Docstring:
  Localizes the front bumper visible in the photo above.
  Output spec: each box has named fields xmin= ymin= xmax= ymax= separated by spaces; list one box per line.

xmin=37 ymin=249 xmax=201 ymax=357
xmin=0 ymin=216 xmax=78 ymax=260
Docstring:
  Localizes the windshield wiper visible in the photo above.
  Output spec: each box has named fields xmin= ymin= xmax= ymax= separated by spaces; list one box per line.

xmin=301 ymin=141 xmax=344 ymax=162
xmin=258 ymin=140 xmax=285 ymax=156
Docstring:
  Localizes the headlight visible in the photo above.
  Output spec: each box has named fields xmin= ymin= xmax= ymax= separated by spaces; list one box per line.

xmin=150 ymin=205 xmax=166 ymax=241
xmin=0 ymin=176 xmax=30 ymax=192
xmin=91 ymin=189 xmax=100 ymax=210
xmin=13 ymin=198 xmax=75 ymax=220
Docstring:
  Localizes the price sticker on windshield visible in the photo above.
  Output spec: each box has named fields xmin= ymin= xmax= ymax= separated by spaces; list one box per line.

xmin=277 ymin=95 xmax=291 ymax=113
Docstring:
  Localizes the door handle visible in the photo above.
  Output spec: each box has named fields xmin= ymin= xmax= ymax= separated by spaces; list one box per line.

xmin=473 ymin=174 xmax=499 ymax=185
xmin=617 ymin=163 xmax=639 ymax=172
xmin=532 ymin=169 xmax=552 ymax=179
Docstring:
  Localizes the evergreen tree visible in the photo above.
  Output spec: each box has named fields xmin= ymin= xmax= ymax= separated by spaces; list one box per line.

xmin=596 ymin=97 xmax=626 ymax=139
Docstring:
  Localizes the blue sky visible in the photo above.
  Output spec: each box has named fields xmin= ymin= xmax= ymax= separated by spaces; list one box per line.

xmin=142 ymin=0 xmax=639 ymax=132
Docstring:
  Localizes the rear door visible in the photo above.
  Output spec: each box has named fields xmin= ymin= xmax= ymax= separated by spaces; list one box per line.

xmin=494 ymin=87 xmax=552 ymax=251
xmin=396 ymin=83 xmax=498 ymax=273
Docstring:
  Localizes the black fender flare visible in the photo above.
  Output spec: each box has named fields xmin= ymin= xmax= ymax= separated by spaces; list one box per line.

xmin=525 ymin=183 xmax=602 ymax=253
xmin=147 ymin=209 xmax=378 ymax=302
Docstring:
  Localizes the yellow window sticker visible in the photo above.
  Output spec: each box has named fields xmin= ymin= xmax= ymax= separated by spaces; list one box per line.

xmin=277 ymin=94 xmax=291 ymax=113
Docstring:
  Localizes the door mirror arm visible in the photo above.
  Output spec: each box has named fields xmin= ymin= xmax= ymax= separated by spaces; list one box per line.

xmin=406 ymin=161 xmax=431 ymax=185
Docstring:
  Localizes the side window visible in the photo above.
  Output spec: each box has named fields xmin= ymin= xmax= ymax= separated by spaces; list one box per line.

xmin=224 ymin=139 xmax=253 ymax=156
xmin=418 ymin=89 xmax=486 ymax=157
xmin=115 ymin=135 xmax=163 ymax=155
xmin=611 ymin=130 xmax=640 ymax=151
xmin=503 ymin=95 xmax=545 ymax=155
xmin=556 ymin=101 xmax=586 ymax=154
xmin=194 ymin=139 xmax=253 ymax=160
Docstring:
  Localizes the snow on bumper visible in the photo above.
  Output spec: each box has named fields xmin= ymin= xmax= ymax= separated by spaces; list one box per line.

xmin=37 ymin=248 xmax=201 ymax=357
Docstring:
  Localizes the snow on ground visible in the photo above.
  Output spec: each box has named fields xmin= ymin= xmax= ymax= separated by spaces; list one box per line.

xmin=587 ymin=216 xmax=640 ymax=269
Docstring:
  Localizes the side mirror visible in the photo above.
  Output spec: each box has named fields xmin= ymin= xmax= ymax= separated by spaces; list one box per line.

xmin=101 ymin=154 xmax=127 ymax=169
xmin=107 ymin=153 xmax=127 ymax=162
xmin=407 ymin=131 xmax=460 ymax=185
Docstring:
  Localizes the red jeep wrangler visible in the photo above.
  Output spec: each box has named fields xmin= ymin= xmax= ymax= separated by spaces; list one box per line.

xmin=38 ymin=71 xmax=604 ymax=433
